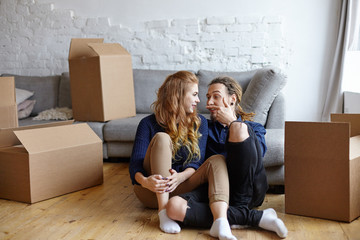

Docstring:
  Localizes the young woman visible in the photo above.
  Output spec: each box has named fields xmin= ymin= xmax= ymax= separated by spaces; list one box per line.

xmin=129 ymin=71 xmax=234 ymax=238
xmin=166 ymin=76 xmax=288 ymax=239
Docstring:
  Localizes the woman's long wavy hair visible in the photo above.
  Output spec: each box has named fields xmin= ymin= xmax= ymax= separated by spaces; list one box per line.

xmin=152 ymin=71 xmax=201 ymax=164
xmin=209 ymin=76 xmax=255 ymax=121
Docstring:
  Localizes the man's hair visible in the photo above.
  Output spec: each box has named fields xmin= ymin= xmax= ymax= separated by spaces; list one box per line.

xmin=152 ymin=71 xmax=201 ymax=164
xmin=209 ymin=76 xmax=254 ymax=121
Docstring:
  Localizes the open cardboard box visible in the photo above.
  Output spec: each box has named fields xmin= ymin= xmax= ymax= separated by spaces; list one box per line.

xmin=285 ymin=114 xmax=360 ymax=222
xmin=0 ymin=77 xmax=18 ymax=128
xmin=0 ymin=121 xmax=103 ymax=203
xmin=68 ymin=38 xmax=136 ymax=122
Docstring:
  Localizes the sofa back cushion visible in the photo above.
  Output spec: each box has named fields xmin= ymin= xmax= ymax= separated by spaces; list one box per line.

xmin=133 ymin=69 xmax=180 ymax=113
xmin=1 ymin=74 xmax=60 ymax=115
xmin=196 ymin=69 xmax=258 ymax=114
xmin=59 ymin=72 xmax=72 ymax=108
xmin=240 ymin=67 xmax=287 ymax=126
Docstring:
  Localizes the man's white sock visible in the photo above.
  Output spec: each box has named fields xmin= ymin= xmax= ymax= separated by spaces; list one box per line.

xmin=259 ymin=208 xmax=288 ymax=238
xmin=210 ymin=217 xmax=237 ymax=240
xmin=158 ymin=209 xmax=181 ymax=234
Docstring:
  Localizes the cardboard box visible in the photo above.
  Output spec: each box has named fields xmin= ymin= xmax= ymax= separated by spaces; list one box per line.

xmin=0 ymin=121 xmax=103 ymax=203
xmin=68 ymin=38 xmax=136 ymax=122
xmin=0 ymin=77 xmax=18 ymax=128
xmin=285 ymin=114 xmax=360 ymax=222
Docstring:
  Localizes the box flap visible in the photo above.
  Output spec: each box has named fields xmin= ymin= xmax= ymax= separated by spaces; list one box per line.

xmin=350 ymin=135 xmax=360 ymax=160
xmin=0 ymin=120 xmax=74 ymax=148
xmin=87 ymin=43 xmax=130 ymax=56
xmin=68 ymin=38 xmax=104 ymax=60
xmin=14 ymin=123 xmax=101 ymax=154
xmin=0 ymin=105 xmax=18 ymax=129
xmin=331 ymin=114 xmax=360 ymax=137
xmin=0 ymin=77 xmax=16 ymax=106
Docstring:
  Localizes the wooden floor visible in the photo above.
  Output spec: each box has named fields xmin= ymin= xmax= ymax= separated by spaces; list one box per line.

xmin=0 ymin=162 xmax=359 ymax=240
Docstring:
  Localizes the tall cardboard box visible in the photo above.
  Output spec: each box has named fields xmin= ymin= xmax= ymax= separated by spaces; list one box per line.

xmin=285 ymin=114 xmax=360 ymax=222
xmin=0 ymin=77 xmax=18 ymax=128
xmin=0 ymin=122 xmax=103 ymax=203
xmin=68 ymin=38 xmax=136 ymax=122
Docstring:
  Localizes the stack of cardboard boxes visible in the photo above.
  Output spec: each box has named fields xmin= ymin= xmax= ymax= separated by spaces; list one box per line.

xmin=0 ymin=77 xmax=104 ymax=203
xmin=0 ymin=38 xmax=137 ymax=204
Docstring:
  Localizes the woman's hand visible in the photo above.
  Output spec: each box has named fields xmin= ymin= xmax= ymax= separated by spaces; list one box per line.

xmin=166 ymin=168 xmax=195 ymax=192
xmin=165 ymin=169 xmax=183 ymax=193
xmin=141 ymin=174 xmax=169 ymax=193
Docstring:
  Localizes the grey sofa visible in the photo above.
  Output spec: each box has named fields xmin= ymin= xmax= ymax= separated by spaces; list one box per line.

xmin=1 ymin=67 xmax=286 ymax=185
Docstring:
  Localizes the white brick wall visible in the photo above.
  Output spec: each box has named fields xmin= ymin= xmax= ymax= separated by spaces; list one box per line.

xmin=0 ymin=0 xmax=289 ymax=76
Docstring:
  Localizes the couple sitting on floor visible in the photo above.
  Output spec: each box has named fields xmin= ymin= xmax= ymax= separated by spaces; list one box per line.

xmin=129 ymin=71 xmax=288 ymax=240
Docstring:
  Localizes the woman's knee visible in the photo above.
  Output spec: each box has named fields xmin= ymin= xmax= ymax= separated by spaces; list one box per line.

xmin=153 ymin=132 xmax=171 ymax=144
xmin=166 ymin=196 xmax=188 ymax=221
xmin=151 ymin=132 xmax=173 ymax=152
xmin=228 ymin=122 xmax=249 ymax=142
xmin=207 ymin=154 xmax=226 ymax=167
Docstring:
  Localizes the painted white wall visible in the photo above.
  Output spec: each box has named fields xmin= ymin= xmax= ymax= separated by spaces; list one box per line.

xmin=27 ymin=0 xmax=344 ymax=121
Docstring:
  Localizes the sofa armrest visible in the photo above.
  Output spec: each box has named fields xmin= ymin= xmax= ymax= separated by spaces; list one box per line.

xmin=265 ymin=92 xmax=285 ymax=129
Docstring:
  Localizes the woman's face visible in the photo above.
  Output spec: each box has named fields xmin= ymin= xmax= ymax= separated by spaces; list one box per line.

xmin=183 ymin=83 xmax=200 ymax=114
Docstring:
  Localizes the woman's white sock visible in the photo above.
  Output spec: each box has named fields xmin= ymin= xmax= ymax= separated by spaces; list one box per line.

xmin=259 ymin=208 xmax=288 ymax=238
xmin=210 ymin=217 xmax=237 ymax=240
xmin=158 ymin=209 xmax=181 ymax=234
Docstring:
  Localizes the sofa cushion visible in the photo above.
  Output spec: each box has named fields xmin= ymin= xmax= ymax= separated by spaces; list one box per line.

xmin=133 ymin=69 xmax=180 ymax=113
xmin=104 ymin=114 xmax=149 ymax=141
xmin=196 ymin=69 xmax=258 ymax=114
xmin=15 ymin=88 xmax=34 ymax=104
xmin=2 ymin=74 xmax=60 ymax=115
xmin=59 ymin=72 xmax=72 ymax=108
xmin=17 ymin=100 xmax=36 ymax=119
xmin=240 ymin=67 xmax=287 ymax=126
xmin=263 ymin=128 xmax=284 ymax=167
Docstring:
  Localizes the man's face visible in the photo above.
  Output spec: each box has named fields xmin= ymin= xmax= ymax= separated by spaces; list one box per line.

xmin=206 ymin=83 xmax=231 ymax=120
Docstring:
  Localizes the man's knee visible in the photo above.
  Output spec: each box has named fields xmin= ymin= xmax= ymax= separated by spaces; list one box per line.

xmin=166 ymin=196 xmax=187 ymax=221
xmin=228 ymin=122 xmax=249 ymax=142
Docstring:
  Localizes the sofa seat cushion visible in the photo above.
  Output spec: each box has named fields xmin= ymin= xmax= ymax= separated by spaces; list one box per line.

xmin=107 ymin=141 xmax=134 ymax=158
xmin=77 ymin=121 xmax=106 ymax=142
xmin=104 ymin=114 xmax=150 ymax=141
xmin=2 ymin=74 xmax=60 ymax=115
xmin=265 ymin=165 xmax=284 ymax=185
xmin=263 ymin=128 xmax=284 ymax=167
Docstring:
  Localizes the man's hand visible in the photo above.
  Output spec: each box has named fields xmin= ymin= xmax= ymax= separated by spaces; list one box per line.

xmin=207 ymin=98 xmax=237 ymax=126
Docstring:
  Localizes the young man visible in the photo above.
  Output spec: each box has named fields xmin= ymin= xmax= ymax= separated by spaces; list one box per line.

xmin=166 ymin=76 xmax=288 ymax=239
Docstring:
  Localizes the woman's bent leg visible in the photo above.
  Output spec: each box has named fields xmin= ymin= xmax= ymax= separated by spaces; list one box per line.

xmin=173 ymin=154 xmax=229 ymax=204
xmin=173 ymin=156 xmax=236 ymax=239
xmin=133 ymin=132 xmax=180 ymax=233
xmin=134 ymin=132 xmax=173 ymax=209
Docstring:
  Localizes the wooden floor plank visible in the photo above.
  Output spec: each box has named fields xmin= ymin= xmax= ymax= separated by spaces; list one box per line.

xmin=0 ymin=162 xmax=359 ymax=240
